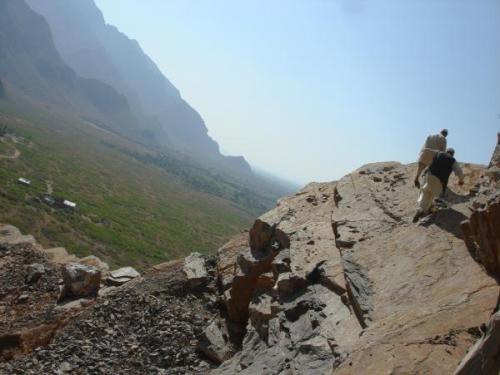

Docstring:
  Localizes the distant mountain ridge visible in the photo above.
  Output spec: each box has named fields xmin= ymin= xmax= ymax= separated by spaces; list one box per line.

xmin=0 ymin=0 xmax=138 ymax=135
xmin=26 ymin=0 xmax=240 ymax=166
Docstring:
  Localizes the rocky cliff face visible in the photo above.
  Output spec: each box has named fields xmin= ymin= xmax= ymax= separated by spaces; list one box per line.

xmin=0 ymin=155 xmax=498 ymax=374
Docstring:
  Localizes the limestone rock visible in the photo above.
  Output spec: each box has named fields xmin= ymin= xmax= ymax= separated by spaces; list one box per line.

xmin=183 ymin=252 xmax=208 ymax=289
xmin=106 ymin=266 xmax=140 ymax=286
xmin=0 ymin=225 xmax=39 ymax=248
xmin=60 ymin=263 xmax=101 ymax=299
xmin=79 ymin=255 xmax=110 ymax=274
xmin=198 ymin=319 xmax=235 ymax=364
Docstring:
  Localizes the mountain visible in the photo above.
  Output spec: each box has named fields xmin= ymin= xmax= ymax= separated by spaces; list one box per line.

xmin=0 ymin=0 xmax=297 ymax=268
xmin=0 ymin=0 xmax=145 ymax=139
xmin=26 ymin=0 xmax=238 ymax=164
xmin=0 ymin=139 xmax=498 ymax=373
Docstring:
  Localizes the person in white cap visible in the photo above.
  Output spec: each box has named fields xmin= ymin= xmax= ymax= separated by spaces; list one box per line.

xmin=413 ymin=147 xmax=464 ymax=223
xmin=414 ymin=129 xmax=448 ymax=188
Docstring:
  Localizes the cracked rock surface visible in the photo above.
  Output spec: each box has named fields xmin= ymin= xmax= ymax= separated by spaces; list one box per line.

xmin=213 ymin=161 xmax=498 ymax=374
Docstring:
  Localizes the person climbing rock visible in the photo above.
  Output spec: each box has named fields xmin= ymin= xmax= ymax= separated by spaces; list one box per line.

xmin=412 ymin=148 xmax=464 ymax=223
xmin=414 ymin=129 xmax=448 ymax=188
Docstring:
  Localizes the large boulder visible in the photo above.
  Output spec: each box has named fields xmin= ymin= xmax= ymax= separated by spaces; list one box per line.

xmin=60 ymin=263 xmax=101 ymax=299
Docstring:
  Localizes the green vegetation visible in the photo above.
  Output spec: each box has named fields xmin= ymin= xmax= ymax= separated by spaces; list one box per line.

xmin=0 ymin=99 xmax=261 ymax=270
xmin=108 ymin=146 xmax=280 ymax=216
xmin=0 ymin=124 xmax=9 ymax=137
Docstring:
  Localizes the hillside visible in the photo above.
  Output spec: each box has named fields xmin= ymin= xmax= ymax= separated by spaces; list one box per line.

xmin=0 ymin=138 xmax=498 ymax=374
xmin=25 ymin=0 xmax=249 ymax=168
xmin=0 ymin=99 xmax=255 ymax=269
xmin=0 ymin=0 xmax=296 ymax=269
xmin=0 ymin=0 xmax=143 ymax=139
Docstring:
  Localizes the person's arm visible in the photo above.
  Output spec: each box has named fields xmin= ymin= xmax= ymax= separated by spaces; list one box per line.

xmin=453 ymin=162 xmax=464 ymax=185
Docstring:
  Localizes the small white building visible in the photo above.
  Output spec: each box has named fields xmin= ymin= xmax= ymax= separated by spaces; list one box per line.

xmin=63 ymin=200 xmax=77 ymax=209
xmin=17 ymin=177 xmax=31 ymax=186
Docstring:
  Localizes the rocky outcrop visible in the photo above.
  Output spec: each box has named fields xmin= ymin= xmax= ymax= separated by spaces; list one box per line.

xmin=461 ymin=197 xmax=500 ymax=280
xmin=212 ymin=161 xmax=498 ymax=374
xmin=461 ymin=133 xmax=500 ymax=280
xmin=450 ymin=136 xmax=500 ymax=374
xmin=454 ymin=310 xmax=500 ymax=375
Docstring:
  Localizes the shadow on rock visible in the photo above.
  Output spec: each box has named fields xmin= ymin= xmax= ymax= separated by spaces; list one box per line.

xmin=444 ymin=189 xmax=471 ymax=205
xmin=421 ymin=208 xmax=468 ymax=239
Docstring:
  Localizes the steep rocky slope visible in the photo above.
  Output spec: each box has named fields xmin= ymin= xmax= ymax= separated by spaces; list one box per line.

xmin=211 ymin=161 xmax=497 ymax=374
xmin=0 ymin=146 xmax=498 ymax=374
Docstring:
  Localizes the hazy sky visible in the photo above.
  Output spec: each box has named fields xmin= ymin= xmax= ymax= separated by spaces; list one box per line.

xmin=95 ymin=0 xmax=500 ymax=185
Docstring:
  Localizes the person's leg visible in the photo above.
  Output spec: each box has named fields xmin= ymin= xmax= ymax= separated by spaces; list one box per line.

xmin=413 ymin=175 xmax=437 ymax=222
xmin=414 ymin=162 xmax=426 ymax=188
xmin=427 ymin=174 xmax=443 ymax=208
xmin=417 ymin=183 xmax=434 ymax=213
